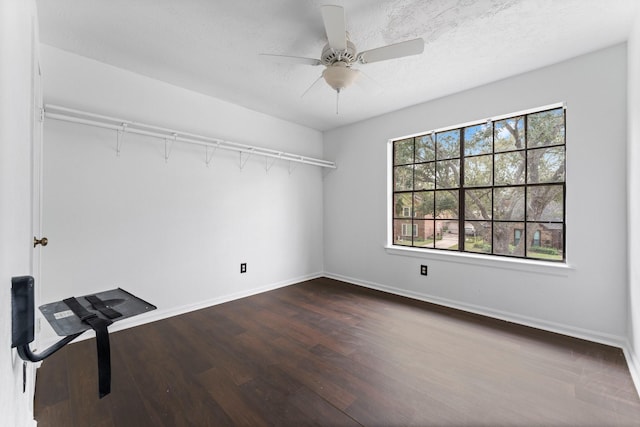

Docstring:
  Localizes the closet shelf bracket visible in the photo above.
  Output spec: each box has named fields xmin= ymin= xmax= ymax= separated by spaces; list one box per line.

xmin=116 ymin=123 xmax=128 ymax=157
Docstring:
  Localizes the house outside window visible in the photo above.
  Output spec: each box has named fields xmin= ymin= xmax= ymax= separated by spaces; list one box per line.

xmin=391 ymin=106 xmax=566 ymax=262
xmin=514 ymin=229 xmax=522 ymax=246
xmin=401 ymin=223 xmax=418 ymax=237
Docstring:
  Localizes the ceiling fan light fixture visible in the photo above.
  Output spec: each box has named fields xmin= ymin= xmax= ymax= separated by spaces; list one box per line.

xmin=260 ymin=5 xmax=425 ymax=111
xmin=322 ymin=62 xmax=360 ymax=92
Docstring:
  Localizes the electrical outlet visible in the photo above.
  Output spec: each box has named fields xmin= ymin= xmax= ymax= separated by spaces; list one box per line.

xmin=240 ymin=263 xmax=247 ymax=273
xmin=420 ymin=265 xmax=428 ymax=276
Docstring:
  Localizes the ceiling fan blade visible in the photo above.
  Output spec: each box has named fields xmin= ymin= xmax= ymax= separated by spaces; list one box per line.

xmin=301 ymin=74 xmax=324 ymax=98
xmin=355 ymin=70 xmax=383 ymax=94
xmin=321 ymin=5 xmax=347 ymax=51
xmin=259 ymin=54 xmax=322 ymax=66
xmin=357 ymin=38 xmax=424 ymax=64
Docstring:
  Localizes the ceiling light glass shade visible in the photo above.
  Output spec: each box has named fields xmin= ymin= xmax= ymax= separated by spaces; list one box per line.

xmin=322 ymin=62 xmax=360 ymax=91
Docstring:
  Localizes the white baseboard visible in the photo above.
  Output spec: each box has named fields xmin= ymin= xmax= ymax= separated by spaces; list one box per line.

xmin=322 ymin=272 xmax=628 ymax=349
xmin=34 ymin=270 xmax=640 ymax=400
xmin=622 ymin=343 xmax=640 ymax=399
xmin=323 ymin=272 xmax=640 ymax=397
xmin=38 ymin=272 xmax=323 ymax=349
xmin=324 ymin=272 xmax=640 ymax=397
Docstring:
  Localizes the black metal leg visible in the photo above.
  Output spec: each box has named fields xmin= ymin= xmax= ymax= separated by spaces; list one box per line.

xmin=16 ymin=332 xmax=83 ymax=363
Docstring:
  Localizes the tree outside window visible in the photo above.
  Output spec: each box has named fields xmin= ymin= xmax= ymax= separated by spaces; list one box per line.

xmin=392 ymin=106 xmax=565 ymax=262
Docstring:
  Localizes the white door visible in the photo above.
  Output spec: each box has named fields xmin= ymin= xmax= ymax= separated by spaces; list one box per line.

xmin=31 ymin=48 xmax=44 ymax=336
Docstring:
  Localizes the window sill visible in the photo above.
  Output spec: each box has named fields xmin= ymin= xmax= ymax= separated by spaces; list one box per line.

xmin=384 ymin=245 xmax=575 ymax=277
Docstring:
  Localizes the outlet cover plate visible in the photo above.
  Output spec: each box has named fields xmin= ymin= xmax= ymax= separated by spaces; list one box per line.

xmin=420 ymin=265 xmax=428 ymax=276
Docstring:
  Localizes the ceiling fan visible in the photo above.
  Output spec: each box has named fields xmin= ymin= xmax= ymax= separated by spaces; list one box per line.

xmin=261 ymin=5 xmax=424 ymax=111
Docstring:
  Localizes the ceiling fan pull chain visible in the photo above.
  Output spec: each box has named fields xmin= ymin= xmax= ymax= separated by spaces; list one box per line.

xmin=336 ymin=89 xmax=340 ymax=115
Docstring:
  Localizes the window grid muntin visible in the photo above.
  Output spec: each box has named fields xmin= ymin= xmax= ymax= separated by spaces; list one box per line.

xmin=392 ymin=107 xmax=565 ymax=262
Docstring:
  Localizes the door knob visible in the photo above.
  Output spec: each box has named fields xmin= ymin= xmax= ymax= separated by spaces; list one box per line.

xmin=33 ymin=237 xmax=48 ymax=248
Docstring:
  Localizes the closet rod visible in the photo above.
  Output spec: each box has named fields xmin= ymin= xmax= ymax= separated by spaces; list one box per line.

xmin=43 ymin=104 xmax=336 ymax=169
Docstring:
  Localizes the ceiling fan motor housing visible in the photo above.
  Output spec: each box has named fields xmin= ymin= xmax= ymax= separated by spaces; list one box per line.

xmin=321 ymin=39 xmax=357 ymax=66
xmin=259 ymin=5 xmax=424 ymax=97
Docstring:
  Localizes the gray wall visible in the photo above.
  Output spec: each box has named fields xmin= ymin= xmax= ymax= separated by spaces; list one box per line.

xmin=324 ymin=44 xmax=629 ymax=345
xmin=38 ymin=46 xmax=326 ymax=344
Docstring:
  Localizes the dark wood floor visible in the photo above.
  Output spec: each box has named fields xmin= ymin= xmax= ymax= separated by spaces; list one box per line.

xmin=35 ymin=277 xmax=640 ymax=426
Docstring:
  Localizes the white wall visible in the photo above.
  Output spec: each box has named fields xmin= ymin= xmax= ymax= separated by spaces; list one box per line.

xmin=38 ymin=46 xmax=325 ymax=344
xmin=627 ymin=13 xmax=640 ymax=388
xmin=0 ymin=0 xmax=39 ymax=426
xmin=324 ymin=44 xmax=629 ymax=345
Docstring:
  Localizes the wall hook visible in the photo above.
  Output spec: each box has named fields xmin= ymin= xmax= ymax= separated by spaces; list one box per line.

xmin=12 ymin=276 xmax=82 ymax=362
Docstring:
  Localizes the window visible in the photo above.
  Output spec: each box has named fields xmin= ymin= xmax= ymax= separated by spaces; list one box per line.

xmin=514 ymin=229 xmax=522 ymax=246
xmin=392 ymin=106 xmax=565 ymax=262
xmin=532 ymin=230 xmax=541 ymax=247
xmin=401 ymin=223 xmax=418 ymax=238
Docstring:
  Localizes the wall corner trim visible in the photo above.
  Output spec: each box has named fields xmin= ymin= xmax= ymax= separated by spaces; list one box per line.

xmin=622 ymin=342 xmax=640 ymax=399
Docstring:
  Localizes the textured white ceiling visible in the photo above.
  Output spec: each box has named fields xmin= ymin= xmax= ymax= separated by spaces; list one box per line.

xmin=36 ymin=0 xmax=638 ymax=131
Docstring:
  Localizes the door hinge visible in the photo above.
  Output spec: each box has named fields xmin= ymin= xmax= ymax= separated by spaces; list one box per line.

xmin=39 ymin=107 xmax=45 ymax=122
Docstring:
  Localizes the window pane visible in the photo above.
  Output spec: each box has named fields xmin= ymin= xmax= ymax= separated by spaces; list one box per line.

xmin=436 ymin=159 xmax=459 ymax=189
xmin=415 ymin=134 xmax=435 ymax=162
xmin=495 ymin=116 xmax=524 ymax=152
xmin=391 ymin=107 xmax=565 ymax=262
xmin=527 ymin=108 xmax=565 ymax=148
xmin=394 ymin=193 xmax=413 ymax=218
xmin=435 ymin=190 xmax=459 ymax=219
xmin=414 ymin=163 xmax=435 ymax=190
xmin=527 ymin=223 xmax=563 ymax=261
xmin=436 ymin=130 xmax=460 ymax=160
xmin=413 ymin=220 xmax=435 ymax=248
xmin=527 ymin=146 xmax=565 ymax=184
xmin=494 ymin=222 xmax=525 ymax=257
xmin=394 ymin=165 xmax=413 ymax=191
xmin=464 ymin=154 xmax=492 ymax=187
xmin=435 ymin=220 xmax=458 ymax=250
xmin=527 ymin=185 xmax=563 ymax=222
xmin=414 ymin=191 xmax=434 ymax=218
xmin=465 ymin=188 xmax=492 ymax=220
xmin=394 ymin=138 xmax=414 ymax=165
xmin=495 ymin=151 xmax=525 ymax=186
xmin=494 ymin=187 xmax=525 ymax=221
xmin=393 ymin=219 xmax=413 ymax=245
xmin=464 ymin=123 xmax=492 ymax=156
xmin=464 ymin=221 xmax=492 ymax=254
